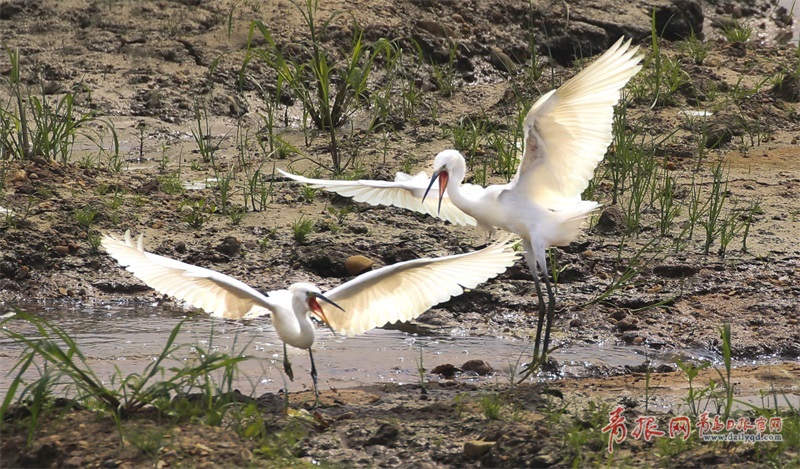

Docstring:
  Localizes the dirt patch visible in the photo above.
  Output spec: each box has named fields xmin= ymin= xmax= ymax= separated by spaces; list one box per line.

xmin=0 ymin=0 xmax=799 ymax=466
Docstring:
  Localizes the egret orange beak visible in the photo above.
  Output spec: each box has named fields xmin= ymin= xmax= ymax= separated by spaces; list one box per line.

xmin=308 ymin=292 xmax=344 ymax=335
xmin=422 ymin=169 xmax=448 ymax=215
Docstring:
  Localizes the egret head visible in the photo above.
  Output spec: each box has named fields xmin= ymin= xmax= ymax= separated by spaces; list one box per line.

xmin=289 ymin=283 xmax=344 ymax=333
xmin=423 ymin=150 xmax=464 ymax=215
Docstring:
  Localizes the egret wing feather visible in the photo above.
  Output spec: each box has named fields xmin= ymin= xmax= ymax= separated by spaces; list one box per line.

xmin=279 ymin=169 xmax=477 ymax=226
xmin=510 ymin=37 xmax=644 ymax=206
xmin=101 ymin=231 xmax=276 ymax=319
xmin=321 ymin=234 xmax=521 ymax=336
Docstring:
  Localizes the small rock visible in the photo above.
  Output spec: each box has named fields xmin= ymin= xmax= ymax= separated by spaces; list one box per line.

xmin=0 ymin=2 xmax=24 ymax=20
xmin=773 ymin=74 xmax=800 ymax=102
xmin=653 ymin=264 xmax=700 ymax=278
xmin=653 ymin=0 xmax=704 ymax=40
xmin=609 ymin=310 xmax=627 ymax=321
xmin=365 ymin=422 xmax=399 ymax=446
xmin=336 ymin=411 xmax=357 ymax=421
xmin=464 ymin=440 xmax=494 ymax=459
xmin=53 ymin=245 xmax=70 ymax=257
xmin=14 ymin=265 xmax=29 ymax=280
xmin=345 ymin=255 xmax=374 ymax=275
xmin=489 ymin=46 xmax=515 ymax=73
xmin=531 ymin=452 xmax=559 ymax=466
xmin=431 ymin=363 xmax=459 ymax=378
xmin=416 ymin=20 xmax=455 ymax=38
xmin=617 ymin=317 xmax=639 ymax=331
xmin=461 ymin=359 xmax=493 ymax=375
xmin=621 ymin=331 xmax=639 ymax=344
xmin=705 ymin=121 xmax=733 ymax=149
xmin=596 ymin=206 xmax=625 ymax=234
xmin=5 ymin=169 xmax=27 ymax=183
xmin=632 ymin=336 xmax=645 ymax=345
xmin=64 ymin=456 xmax=84 ymax=468
xmin=215 ymin=236 xmax=241 ymax=256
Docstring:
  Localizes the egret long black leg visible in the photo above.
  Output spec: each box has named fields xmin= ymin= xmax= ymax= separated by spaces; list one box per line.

xmin=523 ymin=244 xmax=548 ymax=363
xmin=309 ymin=348 xmax=320 ymax=406
xmin=283 ymin=342 xmax=294 ymax=381
xmin=530 ymin=271 xmax=547 ymax=361
xmin=540 ymin=269 xmax=557 ymax=361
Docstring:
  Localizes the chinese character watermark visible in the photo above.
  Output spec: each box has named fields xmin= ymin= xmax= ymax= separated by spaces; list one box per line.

xmin=601 ymin=406 xmax=785 ymax=453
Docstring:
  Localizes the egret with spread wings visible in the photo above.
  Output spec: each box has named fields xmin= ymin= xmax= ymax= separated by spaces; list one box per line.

xmin=102 ymin=231 xmax=520 ymax=400
xmin=280 ymin=38 xmax=644 ymax=367
xmin=423 ymin=38 xmax=643 ymax=365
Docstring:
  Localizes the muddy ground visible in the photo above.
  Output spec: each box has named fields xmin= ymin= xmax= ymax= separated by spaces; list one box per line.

xmin=0 ymin=0 xmax=799 ymax=467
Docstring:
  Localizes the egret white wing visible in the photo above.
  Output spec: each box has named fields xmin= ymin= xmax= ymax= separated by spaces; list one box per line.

xmin=509 ymin=37 xmax=644 ymax=206
xmin=279 ymin=169 xmax=477 ymax=226
xmin=102 ymin=231 xmax=275 ymax=319
xmin=320 ymin=234 xmax=521 ymax=336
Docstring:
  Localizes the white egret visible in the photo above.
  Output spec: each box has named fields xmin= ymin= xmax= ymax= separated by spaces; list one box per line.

xmin=101 ymin=231 xmax=520 ymax=399
xmin=280 ymin=38 xmax=644 ymax=364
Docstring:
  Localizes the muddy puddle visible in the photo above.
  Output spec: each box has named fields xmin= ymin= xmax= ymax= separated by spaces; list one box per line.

xmin=1 ymin=302 xmax=784 ymax=400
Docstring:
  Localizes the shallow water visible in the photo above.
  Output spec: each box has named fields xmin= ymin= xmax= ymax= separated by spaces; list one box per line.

xmin=0 ymin=301 xmax=754 ymax=398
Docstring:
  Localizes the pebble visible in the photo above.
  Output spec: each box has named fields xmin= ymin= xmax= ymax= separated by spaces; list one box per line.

xmin=617 ymin=317 xmax=639 ymax=331
xmin=431 ymin=363 xmax=459 ymax=378
xmin=14 ymin=265 xmax=29 ymax=280
xmin=461 ymin=359 xmax=493 ymax=375
xmin=464 ymin=440 xmax=494 ymax=459
xmin=609 ymin=310 xmax=627 ymax=321
xmin=53 ymin=245 xmax=70 ymax=256
xmin=345 ymin=255 xmax=374 ymax=275
xmin=416 ymin=20 xmax=454 ymax=38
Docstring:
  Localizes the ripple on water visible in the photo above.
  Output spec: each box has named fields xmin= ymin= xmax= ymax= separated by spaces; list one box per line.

xmin=0 ymin=301 xmax=769 ymax=397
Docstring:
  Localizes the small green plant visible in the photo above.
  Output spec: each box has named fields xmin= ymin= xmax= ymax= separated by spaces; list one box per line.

xmin=1 ymin=312 xmax=251 ymax=445
xmin=300 ymin=185 xmax=317 ymax=203
xmin=73 ymin=206 xmax=98 ymax=230
xmin=432 ymin=40 xmax=459 ymax=97
xmin=78 ymin=153 xmax=99 ymax=169
xmin=126 ymin=426 xmax=168 ymax=460
xmin=192 ymin=107 xmax=218 ymax=164
xmin=291 ymin=215 xmax=316 ymax=243
xmin=679 ymin=32 xmax=709 ymax=65
xmin=228 ymin=206 xmax=246 ymax=226
xmin=702 ymin=160 xmax=729 ymax=255
xmin=675 ymin=358 xmax=711 ymax=417
xmin=479 ymin=392 xmax=503 ymax=420
xmin=249 ymin=0 xmax=389 ymax=174
xmin=327 ymin=204 xmax=352 ymax=224
xmin=158 ymin=172 xmax=185 ymax=195
xmin=715 ymin=323 xmax=734 ymax=419
xmin=181 ymin=198 xmax=216 ymax=228
xmin=0 ymin=49 xmax=103 ymax=164
xmin=720 ymin=20 xmax=753 ymax=44
xmin=656 ymin=166 xmax=680 ymax=237
xmin=158 ymin=144 xmax=170 ymax=172
xmin=87 ymin=230 xmax=103 ymax=253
